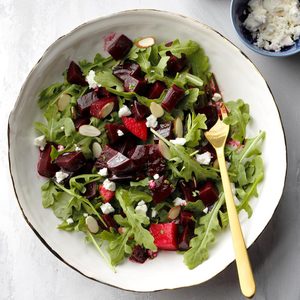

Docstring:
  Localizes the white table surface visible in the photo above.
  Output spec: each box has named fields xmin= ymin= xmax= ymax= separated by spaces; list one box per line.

xmin=1 ymin=1 xmax=300 ymax=299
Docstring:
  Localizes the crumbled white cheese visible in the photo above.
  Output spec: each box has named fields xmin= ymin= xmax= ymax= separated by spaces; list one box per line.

xmin=118 ymin=105 xmax=131 ymax=117
xmin=55 ymin=171 xmax=69 ymax=183
xmin=173 ymin=197 xmax=187 ymax=207
xmin=100 ymin=202 xmax=115 ymax=214
xmin=83 ymin=213 xmax=89 ymax=218
xmin=117 ymin=129 xmax=124 ymax=136
xmin=203 ymin=207 xmax=209 ymax=214
xmin=98 ymin=168 xmax=108 ymax=177
xmin=170 ymin=137 xmax=187 ymax=146
xmin=34 ymin=135 xmax=47 ymax=150
xmin=153 ymin=174 xmax=160 ymax=180
xmin=234 ymin=196 xmax=240 ymax=206
xmin=75 ymin=145 xmax=81 ymax=151
xmin=66 ymin=218 xmax=74 ymax=224
xmin=151 ymin=207 xmax=158 ymax=218
xmin=135 ymin=200 xmax=148 ymax=215
xmin=86 ymin=70 xmax=100 ymax=89
xmin=103 ymin=179 xmax=116 ymax=191
xmin=146 ymin=114 xmax=158 ymax=128
xmin=244 ymin=0 xmax=300 ymax=51
xmin=57 ymin=145 xmax=65 ymax=152
xmin=196 ymin=151 xmax=212 ymax=165
xmin=212 ymin=93 xmax=222 ymax=101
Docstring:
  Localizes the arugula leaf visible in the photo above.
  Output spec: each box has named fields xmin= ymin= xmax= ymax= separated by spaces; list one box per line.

xmin=41 ymin=180 xmax=58 ymax=208
xmin=184 ymin=113 xmax=207 ymax=147
xmin=158 ymin=39 xmax=199 ymax=57
xmin=95 ymin=70 xmax=123 ymax=91
xmin=184 ymin=195 xmax=225 ymax=269
xmin=174 ymin=72 xmax=203 ymax=88
xmin=146 ymin=56 xmax=169 ymax=83
xmin=79 ymin=53 xmax=113 ymax=75
xmin=130 ymin=178 xmax=150 ymax=187
xmin=52 ymin=192 xmax=74 ymax=219
xmin=188 ymin=47 xmax=210 ymax=83
xmin=64 ymin=117 xmax=75 ymax=137
xmin=38 ymin=83 xmax=65 ymax=109
xmin=136 ymin=47 xmax=152 ymax=73
xmin=185 ymin=200 xmax=205 ymax=215
xmin=148 ymin=44 xmax=160 ymax=65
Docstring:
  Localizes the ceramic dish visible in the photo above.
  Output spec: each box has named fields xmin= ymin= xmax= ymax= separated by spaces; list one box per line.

xmin=8 ymin=10 xmax=287 ymax=292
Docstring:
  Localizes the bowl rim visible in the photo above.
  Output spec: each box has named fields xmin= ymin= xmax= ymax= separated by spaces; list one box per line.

xmin=7 ymin=8 xmax=288 ymax=292
xmin=230 ymin=0 xmax=300 ymax=57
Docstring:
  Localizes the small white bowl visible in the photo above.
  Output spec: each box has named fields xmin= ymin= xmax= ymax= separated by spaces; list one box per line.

xmin=8 ymin=9 xmax=287 ymax=292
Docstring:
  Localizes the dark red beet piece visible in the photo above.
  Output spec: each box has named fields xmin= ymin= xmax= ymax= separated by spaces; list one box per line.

xmin=96 ymin=87 xmax=111 ymax=98
xmin=105 ymin=123 xmax=128 ymax=144
xmin=90 ymin=96 xmax=118 ymax=119
xmin=178 ymin=225 xmax=192 ymax=251
xmin=166 ymin=52 xmax=187 ymax=75
xmin=148 ymin=81 xmax=166 ymax=99
xmin=153 ymin=122 xmax=173 ymax=142
xmin=130 ymin=145 xmax=149 ymax=166
xmin=179 ymin=180 xmax=197 ymax=202
xmin=106 ymin=152 xmax=134 ymax=175
xmin=55 ymin=151 xmax=86 ymax=172
xmin=147 ymin=145 xmax=166 ymax=176
xmin=95 ymin=145 xmax=119 ymax=169
xmin=112 ymin=135 xmax=137 ymax=157
xmin=84 ymin=182 xmax=98 ymax=199
xmin=208 ymin=73 xmax=220 ymax=95
xmin=180 ymin=211 xmax=194 ymax=227
xmin=129 ymin=245 xmax=149 ymax=263
xmin=67 ymin=61 xmax=87 ymax=86
xmin=102 ymin=214 xmax=118 ymax=230
xmin=131 ymin=100 xmax=150 ymax=120
xmin=109 ymin=174 xmax=134 ymax=182
xmin=199 ymin=181 xmax=219 ymax=207
xmin=161 ymin=84 xmax=185 ymax=112
xmin=150 ymin=223 xmax=178 ymax=250
xmin=107 ymin=34 xmax=133 ymax=60
xmin=37 ymin=143 xmax=59 ymax=178
xmin=123 ymin=76 xmax=147 ymax=95
xmin=74 ymin=118 xmax=90 ymax=131
xmin=196 ymin=105 xmax=218 ymax=130
xmin=113 ymin=60 xmax=141 ymax=82
xmin=77 ymin=91 xmax=98 ymax=115
xmin=150 ymin=176 xmax=174 ymax=203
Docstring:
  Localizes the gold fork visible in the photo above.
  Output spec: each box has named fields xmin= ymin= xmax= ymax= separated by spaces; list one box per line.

xmin=204 ymin=104 xmax=256 ymax=298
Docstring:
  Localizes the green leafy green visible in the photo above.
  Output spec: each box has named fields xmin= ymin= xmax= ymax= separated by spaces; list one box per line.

xmin=158 ymin=39 xmax=199 ymax=57
xmin=41 ymin=180 xmax=58 ymax=208
xmin=184 ymin=113 xmax=207 ymax=147
xmin=95 ymin=70 xmax=123 ymax=91
xmin=79 ymin=53 xmax=113 ymax=75
xmin=188 ymin=47 xmax=210 ymax=83
xmin=185 ymin=200 xmax=205 ymax=215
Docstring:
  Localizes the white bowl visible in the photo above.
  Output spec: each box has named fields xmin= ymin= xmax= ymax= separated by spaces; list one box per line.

xmin=8 ymin=10 xmax=287 ymax=292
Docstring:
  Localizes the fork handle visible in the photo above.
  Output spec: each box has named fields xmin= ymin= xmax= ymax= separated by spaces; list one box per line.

xmin=216 ymin=149 xmax=256 ymax=298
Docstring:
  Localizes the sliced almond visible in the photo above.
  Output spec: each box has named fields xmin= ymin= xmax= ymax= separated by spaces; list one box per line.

xmin=150 ymin=102 xmax=164 ymax=118
xmin=158 ymin=139 xmax=171 ymax=160
xmin=79 ymin=125 xmax=101 ymax=137
xmin=92 ymin=142 xmax=102 ymax=158
xmin=57 ymin=94 xmax=71 ymax=111
xmin=136 ymin=36 xmax=155 ymax=48
xmin=174 ymin=117 xmax=183 ymax=138
xmin=100 ymin=102 xmax=114 ymax=118
xmin=85 ymin=216 xmax=99 ymax=233
xmin=168 ymin=206 xmax=181 ymax=220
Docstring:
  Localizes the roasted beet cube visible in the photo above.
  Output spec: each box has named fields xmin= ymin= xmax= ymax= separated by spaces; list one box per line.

xmin=107 ymin=34 xmax=133 ymax=60
xmin=105 ymin=123 xmax=128 ymax=144
xmin=150 ymin=176 xmax=174 ymax=203
xmin=84 ymin=182 xmax=98 ymax=199
xmin=90 ymin=96 xmax=117 ymax=119
xmin=123 ymin=76 xmax=147 ymax=95
xmin=77 ymin=91 xmax=98 ymax=115
xmin=95 ymin=145 xmax=119 ymax=169
xmin=179 ymin=180 xmax=197 ymax=202
xmin=37 ymin=143 xmax=59 ymax=178
xmin=166 ymin=52 xmax=187 ymax=75
xmin=129 ymin=245 xmax=149 ymax=263
xmin=107 ymin=152 xmax=134 ymax=175
xmin=109 ymin=174 xmax=134 ymax=182
xmin=74 ymin=118 xmax=90 ymax=130
xmin=67 ymin=61 xmax=87 ymax=86
xmin=131 ymin=100 xmax=150 ymax=120
xmin=199 ymin=181 xmax=219 ymax=207
xmin=112 ymin=135 xmax=137 ymax=157
xmin=178 ymin=225 xmax=192 ymax=251
xmin=147 ymin=145 xmax=166 ymax=176
xmin=113 ymin=60 xmax=141 ymax=81
xmin=148 ymin=81 xmax=166 ymax=99
xmin=55 ymin=151 xmax=86 ymax=172
xmin=161 ymin=84 xmax=185 ymax=112
xmin=130 ymin=145 xmax=149 ymax=166
xmin=102 ymin=214 xmax=118 ymax=230
xmin=150 ymin=223 xmax=178 ymax=250
xmin=180 ymin=211 xmax=194 ymax=227
xmin=153 ymin=122 xmax=173 ymax=142
xmin=96 ymin=87 xmax=111 ymax=98
xmin=196 ymin=105 xmax=218 ymax=130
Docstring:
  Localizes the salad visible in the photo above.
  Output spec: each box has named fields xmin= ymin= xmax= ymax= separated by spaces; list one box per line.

xmin=34 ymin=33 xmax=265 ymax=270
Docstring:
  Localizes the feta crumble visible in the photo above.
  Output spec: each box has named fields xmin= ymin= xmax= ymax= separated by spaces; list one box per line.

xmin=83 ymin=213 xmax=89 ymax=218
xmin=118 ymin=105 xmax=131 ymax=118
xmin=151 ymin=207 xmax=158 ymax=218
xmin=196 ymin=151 xmax=212 ymax=165
xmin=98 ymin=167 xmax=108 ymax=177
xmin=103 ymin=179 xmax=116 ymax=191
xmin=203 ymin=207 xmax=209 ymax=214
xmin=153 ymin=174 xmax=160 ymax=180
xmin=55 ymin=171 xmax=69 ymax=183
xmin=135 ymin=200 xmax=148 ymax=215
xmin=146 ymin=114 xmax=158 ymax=128
xmin=34 ymin=135 xmax=46 ymax=150
xmin=117 ymin=129 xmax=124 ymax=136
xmin=66 ymin=218 xmax=74 ymax=224
xmin=75 ymin=145 xmax=81 ymax=151
xmin=100 ymin=202 xmax=115 ymax=214
xmin=86 ymin=70 xmax=100 ymax=89
xmin=212 ymin=93 xmax=222 ymax=101
xmin=173 ymin=197 xmax=187 ymax=207
xmin=170 ymin=137 xmax=187 ymax=146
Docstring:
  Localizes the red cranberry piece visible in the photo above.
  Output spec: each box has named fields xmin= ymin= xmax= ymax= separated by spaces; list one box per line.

xmin=105 ymin=123 xmax=128 ymax=144
xmin=148 ymin=81 xmax=166 ymax=99
xmin=161 ymin=84 xmax=185 ymax=112
xmin=150 ymin=176 xmax=174 ymax=203
xmin=129 ymin=245 xmax=148 ymax=263
xmin=123 ymin=76 xmax=147 ymax=95
xmin=178 ymin=225 xmax=192 ymax=251
xmin=84 ymin=182 xmax=98 ymax=199
xmin=95 ymin=145 xmax=119 ymax=169
xmin=77 ymin=91 xmax=98 ymax=115
xmin=199 ymin=181 xmax=219 ymax=207
xmin=67 ymin=61 xmax=87 ymax=86
xmin=113 ymin=61 xmax=142 ymax=82
xmin=147 ymin=145 xmax=166 ymax=176
xmin=55 ymin=151 xmax=86 ymax=172
xmin=106 ymin=34 xmax=133 ymax=60
xmin=74 ymin=118 xmax=90 ymax=131
xmin=166 ymin=52 xmax=187 ymax=75
xmin=131 ymin=100 xmax=150 ymax=120
xmin=106 ymin=152 xmax=134 ymax=175
xmin=196 ymin=105 xmax=218 ymax=130
xmin=37 ymin=143 xmax=59 ymax=178
xmin=149 ymin=223 xmax=178 ymax=250
xmin=153 ymin=122 xmax=173 ymax=142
